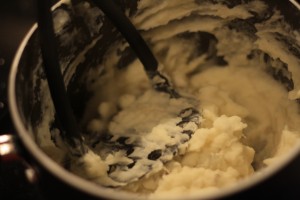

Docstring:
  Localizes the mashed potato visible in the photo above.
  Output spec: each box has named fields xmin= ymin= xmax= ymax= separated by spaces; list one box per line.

xmin=36 ymin=0 xmax=300 ymax=198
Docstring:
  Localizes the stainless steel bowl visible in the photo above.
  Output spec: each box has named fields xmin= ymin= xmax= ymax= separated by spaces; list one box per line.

xmin=5 ymin=0 xmax=300 ymax=199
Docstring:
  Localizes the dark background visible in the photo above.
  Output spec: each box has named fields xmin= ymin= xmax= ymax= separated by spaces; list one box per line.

xmin=0 ymin=1 xmax=38 ymax=200
xmin=0 ymin=0 xmax=36 ymax=134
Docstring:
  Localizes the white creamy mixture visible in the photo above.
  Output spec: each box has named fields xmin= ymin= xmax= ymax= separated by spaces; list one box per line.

xmin=36 ymin=0 xmax=300 ymax=199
